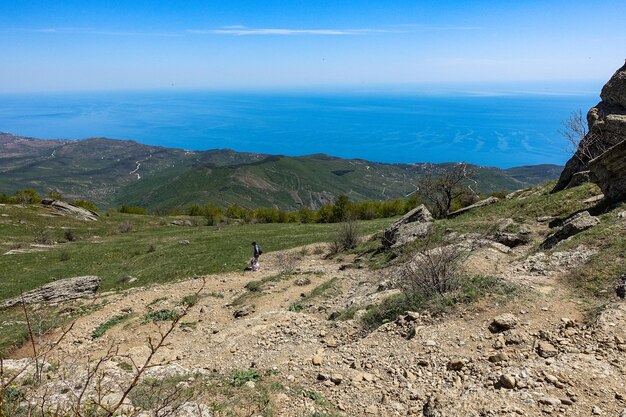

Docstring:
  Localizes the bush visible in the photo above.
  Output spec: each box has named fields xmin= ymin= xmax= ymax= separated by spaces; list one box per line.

xmin=72 ymin=199 xmax=99 ymax=212
xmin=120 ymin=205 xmax=148 ymax=215
xmin=329 ymin=220 xmax=361 ymax=254
xmin=14 ymin=189 xmax=41 ymax=205
xmin=64 ymin=229 xmax=76 ymax=242
xmin=143 ymin=309 xmax=180 ymax=323
xmin=33 ymin=229 xmax=54 ymax=245
xmin=118 ymin=221 xmax=133 ymax=233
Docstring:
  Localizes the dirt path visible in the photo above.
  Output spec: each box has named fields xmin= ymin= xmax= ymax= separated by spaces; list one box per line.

xmin=18 ymin=239 xmax=626 ymax=416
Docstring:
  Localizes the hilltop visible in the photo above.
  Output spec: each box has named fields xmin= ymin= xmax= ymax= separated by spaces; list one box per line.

xmin=0 ymin=133 xmax=561 ymax=211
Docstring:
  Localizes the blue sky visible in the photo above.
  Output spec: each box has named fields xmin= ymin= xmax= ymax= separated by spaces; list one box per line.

xmin=1 ymin=0 xmax=625 ymax=92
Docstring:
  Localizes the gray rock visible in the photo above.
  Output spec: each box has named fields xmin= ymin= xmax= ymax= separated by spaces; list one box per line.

xmin=0 ymin=276 xmax=101 ymax=308
xmin=539 ymin=397 xmax=562 ymax=407
xmin=493 ymin=232 xmax=530 ymax=248
xmin=489 ymin=313 xmax=519 ymax=333
xmin=616 ymin=273 xmax=626 ymax=299
xmin=233 ymin=304 xmax=255 ymax=318
xmin=541 ymin=211 xmax=600 ymax=249
xmin=178 ymin=240 xmax=190 ymax=245
xmin=554 ymin=60 xmax=626 ymax=192
xmin=382 ymin=204 xmax=433 ymax=248
xmin=499 ymin=374 xmax=516 ymax=389
xmin=447 ymin=197 xmax=499 ymax=217
xmin=41 ymin=199 xmax=99 ymax=221
xmin=537 ymin=340 xmax=558 ymax=358
xmin=171 ymin=219 xmax=194 ymax=226
xmin=589 ymin=139 xmax=626 ymax=202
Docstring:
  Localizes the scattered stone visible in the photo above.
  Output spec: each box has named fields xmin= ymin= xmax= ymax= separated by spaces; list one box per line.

xmin=489 ymin=313 xmax=519 ymax=333
xmin=365 ymin=404 xmax=378 ymax=415
xmin=0 ymin=276 xmax=100 ymax=308
xmin=447 ymin=358 xmax=465 ymax=371
xmin=295 ymin=277 xmax=310 ymax=286
xmin=171 ymin=219 xmax=193 ymax=226
xmin=541 ymin=211 xmax=600 ymax=249
xmin=312 ymin=355 xmax=323 ymax=366
xmin=618 ymin=211 xmax=626 ymax=219
xmin=539 ymin=397 xmax=562 ymax=407
xmin=493 ymin=232 xmax=530 ymax=248
xmin=537 ymin=341 xmax=558 ymax=358
xmin=499 ymin=374 xmax=516 ymax=389
xmin=448 ymin=196 xmax=499 ymax=217
xmin=382 ymin=204 xmax=433 ymax=248
xmin=488 ymin=352 xmax=508 ymax=363
xmin=330 ymin=373 xmax=343 ymax=385
xmin=592 ymin=405 xmax=602 ymax=415
xmin=178 ymin=240 xmax=190 ymax=245
xmin=233 ymin=304 xmax=255 ymax=318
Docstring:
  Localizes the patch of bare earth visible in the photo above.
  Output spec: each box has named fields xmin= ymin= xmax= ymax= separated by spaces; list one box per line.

xmin=16 ymin=236 xmax=626 ymax=416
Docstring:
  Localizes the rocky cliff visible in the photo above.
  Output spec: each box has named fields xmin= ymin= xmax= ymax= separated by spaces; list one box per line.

xmin=553 ymin=60 xmax=626 ymax=193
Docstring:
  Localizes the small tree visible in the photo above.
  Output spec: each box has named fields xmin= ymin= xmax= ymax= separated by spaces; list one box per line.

xmin=417 ymin=163 xmax=476 ymax=219
xmin=561 ymin=109 xmax=608 ymax=162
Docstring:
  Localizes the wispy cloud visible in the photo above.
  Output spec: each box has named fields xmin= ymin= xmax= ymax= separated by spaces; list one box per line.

xmin=4 ymin=24 xmax=479 ymax=38
xmin=188 ymin=26 xmax=388 ymax=36
xmin=4 ymin=27 xmax=181 ymax=37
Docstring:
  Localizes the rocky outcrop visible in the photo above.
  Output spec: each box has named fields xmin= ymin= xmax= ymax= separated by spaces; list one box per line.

xmin=41 ymin=199 xmax=99 ymax=221
xmin=554 ymin=61 xmax=626 ymax=192
xmin=382 ymin=204 xmax=433 ymax=248
xmin=447 ymin=197 xmax=499 ymax=217
xmin=540 ymin=211 xmax=599 ymax=249
xmin=0 ymin=276 xmax=101 ymax=308
xmin=589 ymin=139 xmax=626 ymax=201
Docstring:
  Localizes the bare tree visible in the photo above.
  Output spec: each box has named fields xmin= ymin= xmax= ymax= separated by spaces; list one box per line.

xmin=417 ymin=163 xmax=477 ymax=219
xmin=561 ymin=109 xmax=608 ymax=162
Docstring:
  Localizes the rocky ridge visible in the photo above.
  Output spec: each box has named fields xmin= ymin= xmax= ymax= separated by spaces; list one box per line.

xmin=554 ymin=60 xmax=626 ymax=195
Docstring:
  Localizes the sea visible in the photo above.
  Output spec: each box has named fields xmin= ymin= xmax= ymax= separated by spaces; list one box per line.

xmin=0 ymin=87 xmax=601 ymax=168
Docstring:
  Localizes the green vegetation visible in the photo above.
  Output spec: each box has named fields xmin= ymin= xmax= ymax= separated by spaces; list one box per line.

xmin=91 ymin=313 xmax=133 ymax=339
xmin=231 ymin=369 xmax=261 ymax=387
xmin=0 ymin=203 xmax=393 ymax=301
xmin=143 ymin=309 xmax=180 ymax=323
xmin=289 ymin=277 xmax=340 ymax=312
xmin=1 ymin=135 xmax=560 ymax=211
xmin=360 ymin=275 xmax=519 ymax=329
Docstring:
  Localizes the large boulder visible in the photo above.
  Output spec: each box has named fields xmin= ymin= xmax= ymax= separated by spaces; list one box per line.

xmin=447 ymin=196 xmax=499 ymax=217
xmin=0 ymin=276 xmax=101 ymax=308
xmin=553 ymin=60 xmax=626 ymax=192
xmin=540 ymin=211 xmax=599 ymax=249
xmin=589 ymin=139 xmax=626 ymax=202
xmin=382 ymin=204 xmax=433 ymax=248
xmin=41 ymin=199 xmax=99 ymax=221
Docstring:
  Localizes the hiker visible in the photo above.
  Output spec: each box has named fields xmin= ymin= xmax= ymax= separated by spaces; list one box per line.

xmin=251 ymin=241 xmax=262 ymax=271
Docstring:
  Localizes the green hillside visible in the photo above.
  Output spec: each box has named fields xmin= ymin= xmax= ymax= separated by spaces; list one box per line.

xmin=0 ymin=133 xmax=563 ymax=211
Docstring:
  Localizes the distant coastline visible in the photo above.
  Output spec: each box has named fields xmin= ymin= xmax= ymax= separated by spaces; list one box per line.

xmin=0 ymin=89 xmax=599 ymax=168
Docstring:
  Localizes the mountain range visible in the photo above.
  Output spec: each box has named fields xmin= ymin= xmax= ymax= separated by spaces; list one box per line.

xmin=0 ymin=133 xmax=562 ymax=211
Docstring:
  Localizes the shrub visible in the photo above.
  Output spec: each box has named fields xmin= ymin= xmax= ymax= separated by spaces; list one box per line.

xmin=64 ymin=229 xmax=76 ymax=242
xmin=147 ymin=244 xmax=156 ymax=253
xmin=92 ymin=313 xmax=132 ymax=339
xmin=329 ymin=220 xmax=361 ymax=254
xmin=59 ymin=251 xmax=71 ymax=262
xmin=245 ymin=280 xmax=263 ymax=292
xmin=72 ymin=199 xmax=99 ymax=212
xmin=120 ymin=205 xmax=148 ymax=215
xmin=33 ymin=229 xmax=54 ymax=245
xmin=118 ymin=221 xmax=133 ymax=233
xmin=143 ymin=309 xmax=180 ymax=323
xmin=14 ymin=189 xmax=41 ymax=205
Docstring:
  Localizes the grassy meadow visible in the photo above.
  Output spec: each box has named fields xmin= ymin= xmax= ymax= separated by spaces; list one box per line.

xmin=0 ymin=203 xmax=393 ymax=300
